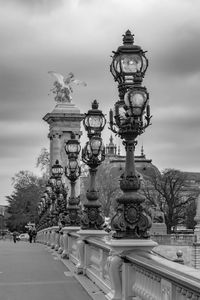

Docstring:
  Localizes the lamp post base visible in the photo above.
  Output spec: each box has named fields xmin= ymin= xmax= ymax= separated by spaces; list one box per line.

xmin=105 ymin=238 xmax=157 ymax=254
xmin=105 ymin=238 xmax=157 ymax=300
xmin=77 ymin=229 xmax=107 ymax=237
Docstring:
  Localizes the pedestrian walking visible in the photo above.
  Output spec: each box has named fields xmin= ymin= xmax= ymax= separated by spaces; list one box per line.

xmin=28 ymin=228 xmax=33 ymax=243
xmin=32 ymin=227 xmax=37 ymax=243
xmin=12 ymin=231 xmax=18 ymax=243
xmin=28 ymin=226 xmax=37 ymax=243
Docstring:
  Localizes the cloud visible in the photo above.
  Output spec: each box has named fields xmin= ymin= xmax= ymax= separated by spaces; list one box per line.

xmin=0 ymin=0 xmax=200 ymax=204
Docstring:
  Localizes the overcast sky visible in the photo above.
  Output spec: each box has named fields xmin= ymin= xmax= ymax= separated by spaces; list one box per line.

xmin=0 ymin=0 xmax=200 ymax=205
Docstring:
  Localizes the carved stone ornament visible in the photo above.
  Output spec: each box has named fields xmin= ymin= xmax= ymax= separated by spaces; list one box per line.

xmin=81 ymin=206 xmax=104 ymax=230
xmin=64 ymin=208 xmax=81 ymax=227
xmin=111 ymin=202 xmax=151 ymax=239
xmin=124 ymin=203 xmax=140 ymax=224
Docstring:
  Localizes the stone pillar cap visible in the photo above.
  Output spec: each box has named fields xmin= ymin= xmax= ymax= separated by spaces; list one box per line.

xmin=51 ymin=103 xmax=81 ymax=114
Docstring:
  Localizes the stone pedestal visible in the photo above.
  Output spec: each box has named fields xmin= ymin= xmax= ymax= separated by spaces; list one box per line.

xmin=105 ymin=239 xmax=157 ymax=300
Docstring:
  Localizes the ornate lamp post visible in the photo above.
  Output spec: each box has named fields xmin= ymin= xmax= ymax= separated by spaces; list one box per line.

xmin=48 ymin=160 xmax=68 ymax=226
xmin=43 ymin=183 xmax=54 ymax=228
xmin=83 ymin=99 xmax=106 ymax=138
xmin=51 ymin=159 xmax=63 ymax=179
xmin=50 ymin=160 xmax=68 ymax=250
xmin=109 ymin=30 xmax=154 ymax=240
xmin=104 ymin=31 xmax=157 ymax=300
xmin=80 ymin=100 xmax=106 ymax=231
xmin=64 ymin=132 xmax=82 ymax=227
xmin=75 ymin=100 xmax=106 ymax=273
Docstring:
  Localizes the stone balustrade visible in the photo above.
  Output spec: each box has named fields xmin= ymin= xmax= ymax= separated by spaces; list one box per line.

xmin=37 ymin=228 xmax=200 ymax=300
xmin=68 ymin=232 xmax=79 ymax=264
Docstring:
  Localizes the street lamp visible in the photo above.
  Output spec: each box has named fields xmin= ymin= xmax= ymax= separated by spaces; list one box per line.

xmin=81 ymin=101 xmax=106 ymax=230
xmin=109 ymin=30 xmax=152 ymax=239
xmin=83 ymin=99 xmax=106 ymax=138
xmin=110 ymin=29 xmax=148 ymax=100
xmin=65 ymin=132 xmax=81 ymax=159
xmin=50 ymin=160 xmax=68 ymax=226
xmin=64 ymin=132 xmax=82 ymax=227
xmin=51 ymin=159 xmax=63 ymax=178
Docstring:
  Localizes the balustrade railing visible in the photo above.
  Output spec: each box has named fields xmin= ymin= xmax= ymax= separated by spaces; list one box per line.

xmin=37 ymin=228 xmax=200 ymax=300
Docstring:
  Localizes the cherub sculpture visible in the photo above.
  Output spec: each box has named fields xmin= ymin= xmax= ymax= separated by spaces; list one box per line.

xmin=48 ymin=71 xmax=87 ymax=103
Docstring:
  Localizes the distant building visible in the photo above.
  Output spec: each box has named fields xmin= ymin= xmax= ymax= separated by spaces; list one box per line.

xmin=105 ymin=135 xmax=200 ymax=192
xmin=182 ymin=172 xmax=200 ymax=194
xmin=80 ymin=135 xmax=200 ymax=218
xmin=105 ymin=135 xmax=160 ymax=181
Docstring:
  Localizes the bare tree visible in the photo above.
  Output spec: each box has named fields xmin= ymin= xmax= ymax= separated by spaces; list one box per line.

xmin=142 ymin=169 xmax=198 ymax=233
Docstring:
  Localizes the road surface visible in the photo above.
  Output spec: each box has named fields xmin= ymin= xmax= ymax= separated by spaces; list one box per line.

xmin=0 ymin=240 xmax=92 ymax=300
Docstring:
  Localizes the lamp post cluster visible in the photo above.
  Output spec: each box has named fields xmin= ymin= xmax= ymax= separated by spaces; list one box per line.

xmin=37 ymin=30 xmax=152 ymax=241
xmin=37 ymin=100 xmax=106 ymax=233
xmin=64 ymin=132 xmax=82 ymax=227
xmin=37 ymin=160 xmax=68 ymax=231
xmin=109 ymin=30 xmax=152 ymax=239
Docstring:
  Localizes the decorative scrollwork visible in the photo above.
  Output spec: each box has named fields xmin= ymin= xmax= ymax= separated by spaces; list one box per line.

xmin=81 ymin=206 xmax=104 ymax=230
xmin=124 ymin=203 xmax=139 ymax=224
xmin=64 ymin=208 xmax=81 ymax=227
xmin=111 ymin=201 xmax=151 ymax=239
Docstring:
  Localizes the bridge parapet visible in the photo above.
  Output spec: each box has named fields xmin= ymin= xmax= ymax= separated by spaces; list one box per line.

xmin=37 ymin=228 xmax=200 ymax=300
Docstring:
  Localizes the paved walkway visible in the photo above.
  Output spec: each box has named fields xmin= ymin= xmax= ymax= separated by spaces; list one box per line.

xmin=0 ymin=240 xmax=92 ymax=300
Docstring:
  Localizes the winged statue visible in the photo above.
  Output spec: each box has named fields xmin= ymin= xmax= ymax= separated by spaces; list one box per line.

xmin=48 ymin=71 xmax=87 ymax=103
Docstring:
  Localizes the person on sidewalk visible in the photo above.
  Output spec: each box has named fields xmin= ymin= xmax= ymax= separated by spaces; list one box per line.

xmin=32 ymin=226 xmax=37 ymax=243
xmin=12 ymin=231 xmax=18 ymax=243
xmin=28 ymin=226 xmax=37 ymax=243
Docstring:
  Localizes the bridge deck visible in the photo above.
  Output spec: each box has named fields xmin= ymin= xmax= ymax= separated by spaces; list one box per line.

xmin=0 ymin=240 xmax=96 ymax=300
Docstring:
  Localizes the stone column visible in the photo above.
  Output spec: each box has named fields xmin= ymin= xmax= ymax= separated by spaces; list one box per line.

xmin=48 ymin=131 xmax=62 ymax=167
xmin=43 ymin=102 xmax=84 ymax=196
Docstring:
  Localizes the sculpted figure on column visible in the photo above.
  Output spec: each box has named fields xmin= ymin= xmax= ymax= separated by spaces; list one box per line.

xmin=48 ymin=71 xmax=87 ymax=103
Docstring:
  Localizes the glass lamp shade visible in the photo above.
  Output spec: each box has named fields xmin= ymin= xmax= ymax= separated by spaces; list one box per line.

xmin=65 ymin=142 xmax=80 ymax=155
xmin=110 ymin=30 xmax=148 ymax=84
xmin=90 ymin=136 xmax=104 ymax=156
xmin=124 ymin=89 xmax=148 ymax=116
xmin=69 ymin=159 xmax=79 ymax=173
xmin=65 ymin=159 xmax=80 ymax=180
xmin=83 ymin=100 xmax=106 ymax=136
xmin=51 ymin=160 xmax=63 ymax=178
xmin=65 ymin=133 xmax=81 ymax=157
